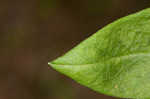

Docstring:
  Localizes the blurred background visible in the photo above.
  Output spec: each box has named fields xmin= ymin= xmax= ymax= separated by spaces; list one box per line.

xmin=0 ymin=0 xmax=150 ymax=99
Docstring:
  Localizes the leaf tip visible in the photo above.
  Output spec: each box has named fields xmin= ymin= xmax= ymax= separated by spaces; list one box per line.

xmin=48 ymin=62 xmax=51 ymax=66
xmin=48 ymin=61 xmax=55 ymax=68
xmin=48 ymin=60 xmax=62 ymax=71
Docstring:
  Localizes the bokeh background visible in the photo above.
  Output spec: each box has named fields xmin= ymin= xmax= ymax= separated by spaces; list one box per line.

xmin=0 ymin=0 xmax=150 ymax=99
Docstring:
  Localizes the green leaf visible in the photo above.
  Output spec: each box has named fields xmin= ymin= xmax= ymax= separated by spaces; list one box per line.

xmin=48 ymin=8 xmax=150 ymax=99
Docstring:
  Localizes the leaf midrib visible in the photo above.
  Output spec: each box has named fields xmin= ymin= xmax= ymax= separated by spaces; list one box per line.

xmin=50 ymin=52 xmax=150 ymax=66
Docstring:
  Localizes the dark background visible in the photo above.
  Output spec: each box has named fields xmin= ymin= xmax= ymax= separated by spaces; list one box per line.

xmin=0 ymin=0 xmax=150 ymax=99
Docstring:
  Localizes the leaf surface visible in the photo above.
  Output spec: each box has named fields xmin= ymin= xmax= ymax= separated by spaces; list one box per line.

xmin=49 ymin=8 xmax=150 ymax=99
